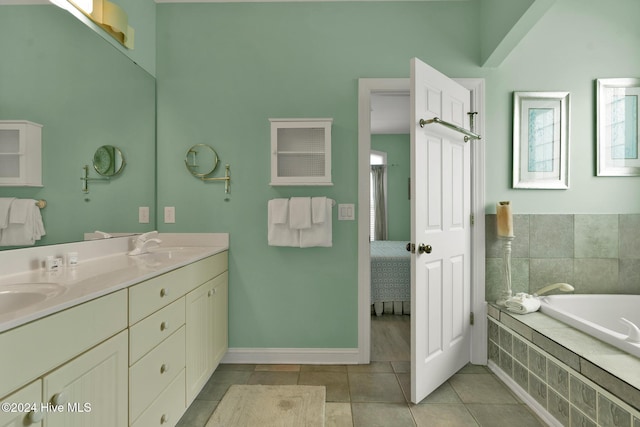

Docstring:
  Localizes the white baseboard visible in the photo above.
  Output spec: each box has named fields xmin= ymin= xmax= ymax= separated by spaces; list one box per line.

xmin=488 ymin=361 xmax=561 ymax=427
xmin=221 ymin=347 xmax=361 ymax=365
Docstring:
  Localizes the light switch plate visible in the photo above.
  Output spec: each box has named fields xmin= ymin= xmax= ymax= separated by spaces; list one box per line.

xmin=338 ymin=204 xmax=355 ymax=221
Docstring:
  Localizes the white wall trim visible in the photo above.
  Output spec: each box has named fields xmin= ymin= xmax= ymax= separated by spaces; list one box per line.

xmin=357 ymin=77 xmax=486 ymax=365
xmin=222 ymin=348 xmax=360 ymax=365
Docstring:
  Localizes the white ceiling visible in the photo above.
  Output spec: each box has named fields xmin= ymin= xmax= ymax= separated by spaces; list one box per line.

xmin=370 ymin=92 xmax=410 ymax=134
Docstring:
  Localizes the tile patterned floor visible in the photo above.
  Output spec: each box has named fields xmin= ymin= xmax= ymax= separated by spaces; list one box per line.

xmin=177 ymin=316 xmax=547 ymax=426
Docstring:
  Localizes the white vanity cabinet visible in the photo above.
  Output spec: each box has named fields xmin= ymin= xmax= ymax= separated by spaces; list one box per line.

xmin=0 ymin=248 xmax=229 ymax=427
xmin=0 ymin=120 xmax=42 ymax=187
xmin=269 ymin=118 xmax=333 ymax=186
xmin=128 ymin=250 xmax=228 ymax=426
xmin=0 ymin=290 xmax=128 ymax=427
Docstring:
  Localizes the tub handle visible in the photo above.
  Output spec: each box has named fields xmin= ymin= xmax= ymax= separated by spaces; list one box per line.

xmin=620 ymin=318 xmax=640 ymax=344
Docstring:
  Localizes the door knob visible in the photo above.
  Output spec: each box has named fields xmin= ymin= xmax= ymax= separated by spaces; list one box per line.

xmin=418 ymin=244 xmax=432 ymax=254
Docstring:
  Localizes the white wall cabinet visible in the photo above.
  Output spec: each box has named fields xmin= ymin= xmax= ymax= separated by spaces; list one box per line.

xmin=0 ymin=120 xmax=42 ymax=187
xmin=269 ymin=118 xmax=333 ymax=186
xmin=185 ymin=271 xmax=228 ymax=404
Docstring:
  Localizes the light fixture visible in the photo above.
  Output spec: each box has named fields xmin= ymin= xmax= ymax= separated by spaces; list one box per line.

xmin=49 ymin=0 xmax=134 ymax=49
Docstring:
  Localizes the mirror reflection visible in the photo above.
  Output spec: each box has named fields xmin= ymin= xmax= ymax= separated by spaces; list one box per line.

xmin=0 ymin=5 xmax=156 ymax=249
xmin=93 ymin=145 xmax=126 ymax=177
xmin=185 ymin=144 xmax=219 ymax=178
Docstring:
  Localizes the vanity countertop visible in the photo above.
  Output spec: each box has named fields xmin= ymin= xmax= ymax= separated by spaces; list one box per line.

xmin=0 ymin=233 xmax=229 ymax=333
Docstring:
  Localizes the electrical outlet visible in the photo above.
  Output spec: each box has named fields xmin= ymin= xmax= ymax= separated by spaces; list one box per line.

xmin=138 ymin=206 xmax=149 ymax=223
xmin=164 ymin=206 xmax=175 ymax=223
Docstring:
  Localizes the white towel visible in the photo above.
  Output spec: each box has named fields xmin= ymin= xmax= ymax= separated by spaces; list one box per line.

xmin=505 ymin=293 xmax=541 ymax=314
xmin=300 ymin=198 xmax=332 ymax=247
xmin=289 ymin=197 xmax=312 ymax=229
xmin=269 ymin=198 xmax=289 ymax=224
xmin=311 ymin=197 xmax=327 ymax=224
xmin=9 ymin=199 xmax=31 ymax=224
xmin=0 ymin=198 xmax=15 ymax=229
xmin=268 ymin=199 xmax=299 ymax=247
xmin=0 ymin=199 xmax=46 ymax=246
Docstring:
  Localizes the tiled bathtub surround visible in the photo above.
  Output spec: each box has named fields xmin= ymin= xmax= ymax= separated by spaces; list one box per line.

xmin=485 ymin=214 xmax=640 ymax=301
xmin=488 ymin=306 xmax=640 ymax=427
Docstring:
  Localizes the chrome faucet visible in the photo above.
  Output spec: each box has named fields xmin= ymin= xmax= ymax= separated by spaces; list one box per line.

xmin=128 ymin=231 xmax=162 ymax=256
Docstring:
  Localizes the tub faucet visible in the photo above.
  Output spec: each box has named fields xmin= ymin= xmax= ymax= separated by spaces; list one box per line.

xmin=620 ymin=318 xmax=640 ymax=344
xmin=128 ymin=231 xmax=162 ymax=256
xmin=533 ymin=283 xmax=574 ymax=297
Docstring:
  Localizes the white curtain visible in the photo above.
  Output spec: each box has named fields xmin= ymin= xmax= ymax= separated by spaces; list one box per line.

xmin=371 ymin=165 xmax=387 ymax=241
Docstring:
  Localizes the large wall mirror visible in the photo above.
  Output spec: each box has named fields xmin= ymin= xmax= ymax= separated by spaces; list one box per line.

xmin=0 ymin=4 xmax=156 ymax=249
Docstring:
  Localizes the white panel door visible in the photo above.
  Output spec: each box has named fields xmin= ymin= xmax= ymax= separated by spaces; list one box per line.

xmin=410 ymin=57 xmax=472 ymax=404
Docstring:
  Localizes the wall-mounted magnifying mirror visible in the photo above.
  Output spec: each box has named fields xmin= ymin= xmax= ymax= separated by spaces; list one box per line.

xmin=93 ymin=145 xmax=126 ymax=177
xmin=185 ymin=143 xmax=219 ymax=177
xmin=184 ymin=144 xmax=231 ymax=195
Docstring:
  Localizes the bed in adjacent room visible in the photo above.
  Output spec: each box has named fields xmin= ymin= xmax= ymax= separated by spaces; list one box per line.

xmin=370 ymin=240 xmax=410 ymax=316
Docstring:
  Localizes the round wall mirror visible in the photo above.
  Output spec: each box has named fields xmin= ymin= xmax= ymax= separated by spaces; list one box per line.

xmin=93 ymin=145 xmax=126 ymax=177
xmin=185 ymin=144 xmax=219 ymax=177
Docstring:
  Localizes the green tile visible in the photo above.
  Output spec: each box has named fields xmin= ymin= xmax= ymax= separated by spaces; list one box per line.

xmin=598 ymin=394 xmax=631 ymax=427
xmin=574 ymin=214 xmax=618 ymax=259
xmin=548 ymin=389 xmax=570 ymax=426
xmin=530 ymin=215 xmax=574 ymax=258
xmin=569 ymin=375 xmax=596 ymax=420
xmin=353 ymin=402 xmax=415 ymax=427
xmin=410 ymin=403 xmax=479 ymax=426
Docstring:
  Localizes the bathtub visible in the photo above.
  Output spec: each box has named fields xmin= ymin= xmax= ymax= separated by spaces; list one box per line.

xmin=539 ymin=294 xmax=640 ymax=358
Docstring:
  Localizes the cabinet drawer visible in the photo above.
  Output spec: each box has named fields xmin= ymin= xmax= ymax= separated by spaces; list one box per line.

xmin=129 ymin=298 xmax=185 ymax=365
xmin=131 ymin=369 xmax=186 ymax=427
xmin=0 ymin=290 xmax=127 ymax=399
xmin=129 ymin=252 xmax=228 ymax=324
xmin=129 ymin=326 xmax=185 ymax=422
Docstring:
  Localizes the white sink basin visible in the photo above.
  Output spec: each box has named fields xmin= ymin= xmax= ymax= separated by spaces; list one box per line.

xmin=0 ymin=283 xmax=65 ymax=314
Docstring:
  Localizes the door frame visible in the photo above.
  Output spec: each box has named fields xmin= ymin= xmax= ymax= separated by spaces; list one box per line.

xmin=357 ymin=77 xmax=487 ymax=364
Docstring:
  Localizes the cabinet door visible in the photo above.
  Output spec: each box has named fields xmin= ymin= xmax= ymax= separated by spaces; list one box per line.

xmin=42 ymin=330 xmax=128 ymax=427
xmin=212 ymin=272 xmax=228 ymax=366
xmin=185 ymin=278 xmax=216 ymax=404
xmin=185 ymin=272 xmax=229 ymax=404
xmin=0 ymin=381 xmax=42 ymax=427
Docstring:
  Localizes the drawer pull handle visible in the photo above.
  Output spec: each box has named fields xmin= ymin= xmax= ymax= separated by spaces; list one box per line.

xmin=51 ymin=391 xmax=68 ymax=406
xmin=27 ymin=410 xmax=44 ymax=424
xmin=160 ymin=321 xmax=169 ymax=331
xmin=160 ymin=363 xmax=169 ymax=374
xmin=160 ymin=414 xmax=169 ymax=424
xmin=160 ymin=288 xmax=169 ymax=297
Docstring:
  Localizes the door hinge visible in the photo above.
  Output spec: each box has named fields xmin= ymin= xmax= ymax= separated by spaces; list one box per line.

xmin=470 ymin=312 xmax=475 ymax=325
xmin=470 ymin=214 xmax=475 ymax=226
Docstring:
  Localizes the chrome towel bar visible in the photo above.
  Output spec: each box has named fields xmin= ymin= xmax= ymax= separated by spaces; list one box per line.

xmin=419 ymin=117 xmax=481 ymax=142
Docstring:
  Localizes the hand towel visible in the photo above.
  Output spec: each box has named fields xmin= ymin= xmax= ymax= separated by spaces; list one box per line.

xmin=0 ymin=198 xmax=15 ymax=229
xmin=0 ymin=199 xmax=46 ymax=246
xmin=269 ymin=198 xmax=289 ymax=224
xmin=505 ymin=293 xmax=540 ymax=315
xmin=9 ymin=198 xmax=32 ymax=224
xmin=268 ymin=199 xmax=299 ymax=247
xmin=289 ymin=197 xmax=312 ymax=229
xmin=300 ymin=198 xmax=332 ymax=247
xmin=311 ymin=197 xmax=327 ymax=224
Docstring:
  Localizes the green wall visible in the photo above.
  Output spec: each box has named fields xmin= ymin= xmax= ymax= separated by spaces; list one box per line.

xmin=156 ymin=0 xmax=639 ymax=350
xmin=371 ymin=134 xmax=410 ymax=241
